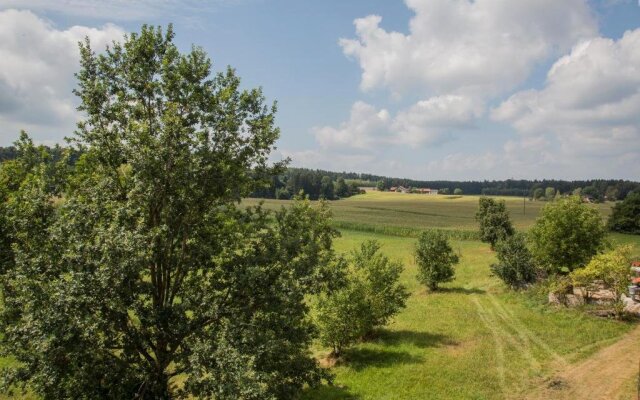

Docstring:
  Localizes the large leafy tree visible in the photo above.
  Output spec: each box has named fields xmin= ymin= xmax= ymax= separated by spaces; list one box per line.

xmin=529 ymin=196 xmax=606 ymax=274
xmin=0 ymin=25 xmax=342 ymax=399
xmin=607 ymin=192 xmax=640 ymax=234
xmin=475 ymin=197 xmax=515 ymax=249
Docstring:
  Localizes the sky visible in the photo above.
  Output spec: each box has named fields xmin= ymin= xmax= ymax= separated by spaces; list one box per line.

xmin=0 ymin=0 xmax=639 ymax=180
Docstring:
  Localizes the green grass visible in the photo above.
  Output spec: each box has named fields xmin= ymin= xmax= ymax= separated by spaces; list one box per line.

xmin=302 ymin=230 xmax=636 ymax=400
xmin=2 ymin=192 xmax=637 ymax=399
xmin=244 ymin=191 xmax=613 ymax=233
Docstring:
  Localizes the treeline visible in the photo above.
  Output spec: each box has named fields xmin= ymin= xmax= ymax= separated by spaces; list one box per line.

xmin=251 ymin=168 xmax=640 ymax=202
xmin=2 ymin=145 xmax=638 ymax=201
xmin=250 ymin=168 xmax=364 ymax=200
xmin=0 ymin=142 xmax=82 ymax=165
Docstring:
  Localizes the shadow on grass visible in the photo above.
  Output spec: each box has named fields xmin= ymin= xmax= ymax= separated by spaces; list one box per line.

xmin=301 ymin=384 xmax=361 ymax=400
xmin=437 ymin=286 xmax=485 ymax=295
xmin=371 ymin=329 xmax=457 ymax=349
xmin=342 ymin=347 xmax=424 ymax=371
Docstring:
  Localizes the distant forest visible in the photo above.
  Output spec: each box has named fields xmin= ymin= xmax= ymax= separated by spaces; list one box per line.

xmin=2 ymin=145 xmax=638 ymax=201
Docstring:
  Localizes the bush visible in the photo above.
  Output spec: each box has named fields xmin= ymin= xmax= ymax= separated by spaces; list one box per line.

xmin=476 ymin=197 xmax=515 ymax=249
xmin=571 ymin=245 xmax=633 ymax=318
xmin=608 ymin=192 xmax=640 ymax=234
xmin=529 ymin=196 xmax=606 ymax=274
xmin=316 ymin=240 xmax=408 ymax=356
xmin=453 ymin=188 xmax=463 ymax=195
xmin=415 ymin=230 xmax=459 ymax=291
xmin=491 ymin=233 xmax=537 ymax=289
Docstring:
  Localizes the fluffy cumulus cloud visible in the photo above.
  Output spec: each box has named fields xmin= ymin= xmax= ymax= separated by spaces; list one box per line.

xmin=493 ymin=29 xmax=640 ymax=162
xmin=313 ymin=101 xmax=390 ymax=149
xmin=317 ymin=0 xmax=599 ymax=156
xmin=340 ymin=0 xmax=597 ymax=96
xmin=392 ymin=95 xmax=482 ymax=146
xmin=0 ymin=9 xmax=124 ymax=144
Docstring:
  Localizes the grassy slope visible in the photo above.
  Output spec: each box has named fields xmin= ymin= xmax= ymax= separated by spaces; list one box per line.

xmin=302 ymin=230 xmax=637 ymax=400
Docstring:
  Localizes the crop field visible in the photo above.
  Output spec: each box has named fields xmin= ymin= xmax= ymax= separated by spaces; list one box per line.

xmin=246 ymin=193 xmax=639 ymax=400
xmin=243 ymin=191 xmax=613 ymax=233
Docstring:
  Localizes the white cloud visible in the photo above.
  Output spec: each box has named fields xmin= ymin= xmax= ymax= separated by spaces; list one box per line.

xmin=0 ymin=9 xmax=124 ymax=144
xmin=313 ymin=101 xmax=391 ymax=149
xmin=392 ymin=95 xmax=482 ymax=146
xmin=493 ymin=29 xmax=640 ymax=159
xmin=340 ymin=0 xmax=597 ymax=97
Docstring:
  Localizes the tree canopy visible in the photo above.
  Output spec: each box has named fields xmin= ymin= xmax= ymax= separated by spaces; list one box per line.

xmin=475 ymin=197 xmax=515 ymax=249
xmin=0 ymin=25 xmax=342 ymax=399
xmin=608 ymin=192 xmax=640 ymax=234
xmin=529 ymin=197 xmax=606 ymax=274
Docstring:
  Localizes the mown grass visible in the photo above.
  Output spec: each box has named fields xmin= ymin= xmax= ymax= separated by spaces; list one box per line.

xmin=302 ymin=230 xmax=638 ymax=400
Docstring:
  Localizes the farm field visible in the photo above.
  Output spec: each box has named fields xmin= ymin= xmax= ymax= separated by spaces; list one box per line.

xmin=243 ymin=191 xmax=613 ymax=233
xmin=245 ymin=193 xmax=639 ymax=400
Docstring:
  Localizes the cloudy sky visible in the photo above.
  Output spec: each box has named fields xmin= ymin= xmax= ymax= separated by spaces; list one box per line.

xmin=0 ymin=0 xmax=639 ymax=180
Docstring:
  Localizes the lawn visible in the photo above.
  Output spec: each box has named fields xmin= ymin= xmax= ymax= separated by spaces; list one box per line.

xmin=301 ymin=229 xmax=637 ymax=400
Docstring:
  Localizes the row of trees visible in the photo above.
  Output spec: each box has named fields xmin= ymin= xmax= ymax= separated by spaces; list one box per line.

xmin=250 ymin=168 xmax=363 ymax=200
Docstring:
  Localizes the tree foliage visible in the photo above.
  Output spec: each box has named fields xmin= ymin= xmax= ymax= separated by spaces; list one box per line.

xmin=415 ymin=231 xmax=459 ymax=291
xmin=571 ymin=245 xmax=633 ymax=318
xmin=316 ymin=240 xmax=408 ymax=356
xmin=607 ymin=192 xmax=640 ymax=234
xmin=529 ymin=196 xmax=606 ymax=274
xmin=491 ymin=233 xmax=537 ymax=289
xmin=0 ymin=25 xmax=343 ymax=400
xmin=475 ymin=197 xmax=515 ymax=249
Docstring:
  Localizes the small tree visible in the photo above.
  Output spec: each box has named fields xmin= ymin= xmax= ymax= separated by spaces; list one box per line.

xmin=529 ymin=196 xmax=606 ymax=274
xmin=316 ymin=240 xmax=407 ymax=356
xmin=453 ymin=188 xmax=463 ymax=195
xmin=545 ymin=187 xmax=556 ymax=200
xmin=352 ymin=240 xmax=409 ymax=331
xmin=335 ymin=177 xmax=349 ymax=198
xmin=571 ymin=245 xmax=633 ymax=318
xmin=533 ymin=188 xmax=544 ymax=200
xmin=491 ymin=233 xmax=537 ymax=289
xmin=415 ymin=231 xmax=459 ymax=291
xmin=607 ymin=192 xmax=640 ymax=234
xmin=320 ymin=175 xmax=334 ymax=200
xmin=476 ymin=197 xmax=515 ymax=249
xmin=316 ymin=281 xmax=370 ymax=357
xmin=376 ymin=180 xmax=385 ymax=191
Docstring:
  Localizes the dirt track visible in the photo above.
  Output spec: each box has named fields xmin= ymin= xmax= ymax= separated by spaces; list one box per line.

xmin=518 ymin=325 xmax=640 ymax=400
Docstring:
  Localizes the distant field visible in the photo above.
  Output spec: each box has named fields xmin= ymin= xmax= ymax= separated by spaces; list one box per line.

xmin=243 ymin=191 xmax=613 ymax=233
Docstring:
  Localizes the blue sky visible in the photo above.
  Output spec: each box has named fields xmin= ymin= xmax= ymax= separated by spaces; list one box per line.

xmin=0 ymin=0 xmax=639 ymax=180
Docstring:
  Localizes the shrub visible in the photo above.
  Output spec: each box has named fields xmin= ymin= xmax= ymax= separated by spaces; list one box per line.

xmin=571 ymin=245 xmax=633 ymax=318
xmin=529 ymin=196 xmax=606 ymax=274
xmin=316 ymin=240 xmax=408 ymax=356
xmin=476 ymin=197 xmax=515 ymax=249
xmin=415 ymin=230 xmax=459 ymax=291
xmin=453 ymin=188 xmax=463 ymax=195
xmin=491 ymin=233 xmax=537 ymax=289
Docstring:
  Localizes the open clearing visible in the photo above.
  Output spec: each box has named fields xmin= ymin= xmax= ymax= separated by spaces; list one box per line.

xmin=3 ymin=192 xmax=638 ymax=399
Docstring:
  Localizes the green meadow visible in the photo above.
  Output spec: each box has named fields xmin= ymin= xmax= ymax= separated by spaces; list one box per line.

xmin=248 ymin=192 xmax=638 ymax=400
xmin=3 ymin=192 xmax=638 ymax=399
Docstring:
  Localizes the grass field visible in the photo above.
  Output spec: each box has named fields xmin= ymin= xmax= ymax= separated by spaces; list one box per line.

xmin=2 ymin=192 xmax=638 ymax=399
xmin=246 ymin=192 xmax=638 ymax=400
xmin=243 ymin=191 xmax=613 ymax=234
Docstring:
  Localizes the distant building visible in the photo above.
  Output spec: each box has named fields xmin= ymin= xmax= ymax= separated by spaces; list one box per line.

xmin=415 ymin=188 xmax=438 ymax=195
xmin=389 ymin=186 xmax=397 ymax=192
